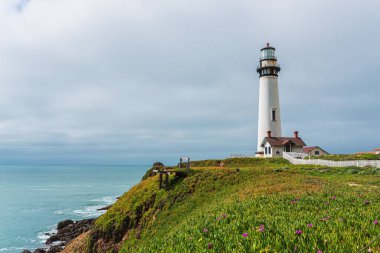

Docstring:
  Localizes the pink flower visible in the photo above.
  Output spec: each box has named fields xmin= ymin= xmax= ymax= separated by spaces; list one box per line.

xmin=258 ymin=224 xmax=265 ymax=232
xmin=368 ymin=248 xmax=372 ymax=252
xmin=295 ymin=230 xmax=302 ymax=235
xmin=203 ymin=228 xmax=208 ymax=233
xmin=216 ymin=217 xmax=221 ymax=221
xmin=307 ymin=223 xmax=313 ymax=228
xmin=222 ymin=214 xmax=227 ymax=218
xmin=331 ymin=196 xmax=336 ymax=200
xmin=291 ymin=200 xmax=297 ymax=204
xmin=317 ymin=251 xmax=322 ymax=253
xmin=207 ymin=243 xmax=213 ymax=249
xmin=374 ymin=220 xmax=379 ymax=225
xmin=364 ymin=200 xmax=370 ymax=205
xmin=242 ymin=233 xmax=248 ymax=237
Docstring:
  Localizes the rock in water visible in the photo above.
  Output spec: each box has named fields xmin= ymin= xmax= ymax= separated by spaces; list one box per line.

xmin=21 ymin=250 xmax=32 ymax=253
xmin=33 ymin=249 xmax=46 ymax=253
xmin=57 ymin=220 xmax=74 ymax=230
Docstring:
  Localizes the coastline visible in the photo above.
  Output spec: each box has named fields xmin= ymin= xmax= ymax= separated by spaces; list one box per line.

xmin=23 ymin=204 xmax=113 ymax=253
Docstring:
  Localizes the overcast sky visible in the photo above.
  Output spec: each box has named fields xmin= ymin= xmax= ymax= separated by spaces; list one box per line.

xmin=0 ymin=0 xmax=379 ymax=164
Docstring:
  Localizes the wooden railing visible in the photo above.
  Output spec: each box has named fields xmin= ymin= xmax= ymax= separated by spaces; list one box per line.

xmin=283 ymin=152 xmax=380 ymax=168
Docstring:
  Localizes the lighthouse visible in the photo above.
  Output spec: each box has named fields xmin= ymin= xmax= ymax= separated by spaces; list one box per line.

xmin=256 ymin=43 xmax=282 ymax=155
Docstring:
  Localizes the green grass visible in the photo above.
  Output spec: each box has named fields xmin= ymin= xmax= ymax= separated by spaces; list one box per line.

xmin=307 ymin=153 xmax=380 ymax=161
xmin=85 ymin=158 xmax=380 ymax=253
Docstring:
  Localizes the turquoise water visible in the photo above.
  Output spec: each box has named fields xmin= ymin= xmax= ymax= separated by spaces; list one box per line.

xmin=0 ymin=165 xmax=147 ymax=253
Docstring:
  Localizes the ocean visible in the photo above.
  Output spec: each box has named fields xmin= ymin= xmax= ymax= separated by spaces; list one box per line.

xmin=0 ymin=165 xmax=147 ymax=253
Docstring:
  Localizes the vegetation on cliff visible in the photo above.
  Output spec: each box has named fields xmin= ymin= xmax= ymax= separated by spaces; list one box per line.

xmin=64 ymin=158 xmax=380 ymax=253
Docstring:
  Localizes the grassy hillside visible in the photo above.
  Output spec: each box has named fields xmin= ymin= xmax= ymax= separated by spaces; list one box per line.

xmin=65 ymin=158 xmax=380 ymax=253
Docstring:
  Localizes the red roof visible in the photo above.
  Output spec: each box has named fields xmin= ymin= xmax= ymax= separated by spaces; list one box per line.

xmin=261 ymin=137 xmax=306 ymax=147
xmin=303 ymin=146 xmax=318 ymax=153
xmin=374 ymin=148 xmax=380 ymax=151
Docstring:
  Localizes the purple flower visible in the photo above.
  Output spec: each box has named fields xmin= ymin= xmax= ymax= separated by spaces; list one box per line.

xmin=242 ymin=233 xmax=248 ymax=237
xmin=258 ymin=224 xmax=265 ymax=232
xmin=317 ymin=251 xmax=322 ymax=253
xmin=216 ymin=217 xmax=221 ymax=221
xmin=207 ymin=243 xmax=213 ymax=249
xmin=203 ymin=228 xmax=208 ymax=233
xmin=364 ymin=200 xmax=370 ymax=205
xmin=295 ymin=230 xmax=302 ymax=235
xmin=222 ymin=214 xmax=227 ymax=218
xmin=331 ymin=196 xmax=336 ymax=200
xmin=291 ymin=200 xmax=297 ymax=204
xmin=307 ymin=223 xmax=313 ymax=228
xmin=374 ymin=220 xmax=379 ymax=225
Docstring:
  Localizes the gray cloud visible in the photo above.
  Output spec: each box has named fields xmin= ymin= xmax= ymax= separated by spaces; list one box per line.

xmin=0 ymin=0 xmax=379 ymax=164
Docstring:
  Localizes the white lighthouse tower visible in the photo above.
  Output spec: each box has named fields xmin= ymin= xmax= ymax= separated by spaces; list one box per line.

xmin=256 ymin=43 xmax=282 ymax=155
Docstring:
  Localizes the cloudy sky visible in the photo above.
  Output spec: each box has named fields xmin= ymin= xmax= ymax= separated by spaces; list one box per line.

xmin=0 ymin=0 xmax=379 ymax=164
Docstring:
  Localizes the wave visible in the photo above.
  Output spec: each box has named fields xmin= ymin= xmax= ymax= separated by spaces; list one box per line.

xmin=90 ymin=196 xmax=116 ymax=205
xmin=0 ymin=247 xmax=25 ymax=252
xmin=54 ymin=196 xmax=117 ymax=219
xmin=37 ymin=227 xmax=57 ymax=244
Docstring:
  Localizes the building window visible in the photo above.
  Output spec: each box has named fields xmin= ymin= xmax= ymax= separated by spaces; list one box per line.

xmin=315 ymin=150 xmax=320 ymax=155
xmin=272 ymin=109 xmax=276 ymax=121
xmin=268 ymin=146 xmax=271 ymax=154
xmin=265 ymin=147 xmax=267 ymax=154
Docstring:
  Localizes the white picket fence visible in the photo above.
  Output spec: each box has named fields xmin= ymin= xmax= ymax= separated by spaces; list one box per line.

xmin=283 ymin=152 xmax=380 ymax=168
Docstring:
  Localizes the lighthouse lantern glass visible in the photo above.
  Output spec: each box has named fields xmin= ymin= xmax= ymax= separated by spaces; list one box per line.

xmin=261 ymin=49 xmax=275 ymax=60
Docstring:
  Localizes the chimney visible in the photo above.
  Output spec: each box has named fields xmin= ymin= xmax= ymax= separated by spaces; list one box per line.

xmin=267 ymin=131 xmax=272 ymax=138
xmin=294 ymin=131 xmax=299 ymax=139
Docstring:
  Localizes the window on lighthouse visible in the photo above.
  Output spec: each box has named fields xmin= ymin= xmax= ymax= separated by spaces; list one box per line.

xmin=262 ymin=49 xmax=275 ymax=60
xmin=272 ymin=110 xmax=276 ymax=121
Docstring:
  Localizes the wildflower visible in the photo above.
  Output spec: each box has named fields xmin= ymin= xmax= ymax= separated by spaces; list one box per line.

xmin=291 ymin=200 xmax=297 ymax=204
xmin=242 ymin=233 xmax=248 ymax=237
xmin=207 ymin=243 xmax=213 ymax=249
xmin=307 ymin=223 xmax=313 ymax=228
xmin=374 ymin=220 xmax=379 ymax=225
xmin=364 ymin=200 xmax=370 ymax=205
xmin=216 ymin=217 xmax=221 ymax=221
xmin=317 ymin=251 xmax=322 ymax=253
xmin=258 ymin=224 xmax=265 ymax=232
xmin=331 ymin=196 xmax=336 ymax=200
xmin=222 ymin=214 xmax=227 ymax=218
xmin=203 ymin=228 xmax=208 ymax=233
xmin=295 ymin=230 xmax=302 ymax=235
xmin=368 ymin=248 xmax=372 ymax=252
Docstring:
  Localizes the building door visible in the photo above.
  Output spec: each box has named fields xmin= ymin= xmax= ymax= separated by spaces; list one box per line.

xmin=285 ymin=143 xmax=292 ymax=152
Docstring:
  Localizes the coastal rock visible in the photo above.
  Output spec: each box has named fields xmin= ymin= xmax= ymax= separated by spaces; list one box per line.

xmin=46 ymin=218 xmax=95 ymax=245
xmin=21 ymin=250 xmax=32 ymax=253
xmin=97 ymin=205 xmax=112 ymax=211
xmin=46 ymin=245 xmax=62 ymax=253
xmin=33 ymin=249 xmax=46 ymax=253
xmin=57 ymin=220 xmax=74 ymax=230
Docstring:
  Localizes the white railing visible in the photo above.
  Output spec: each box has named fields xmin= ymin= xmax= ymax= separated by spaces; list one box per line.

xmin=283 ymin=152 xmax=380 ymax=168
